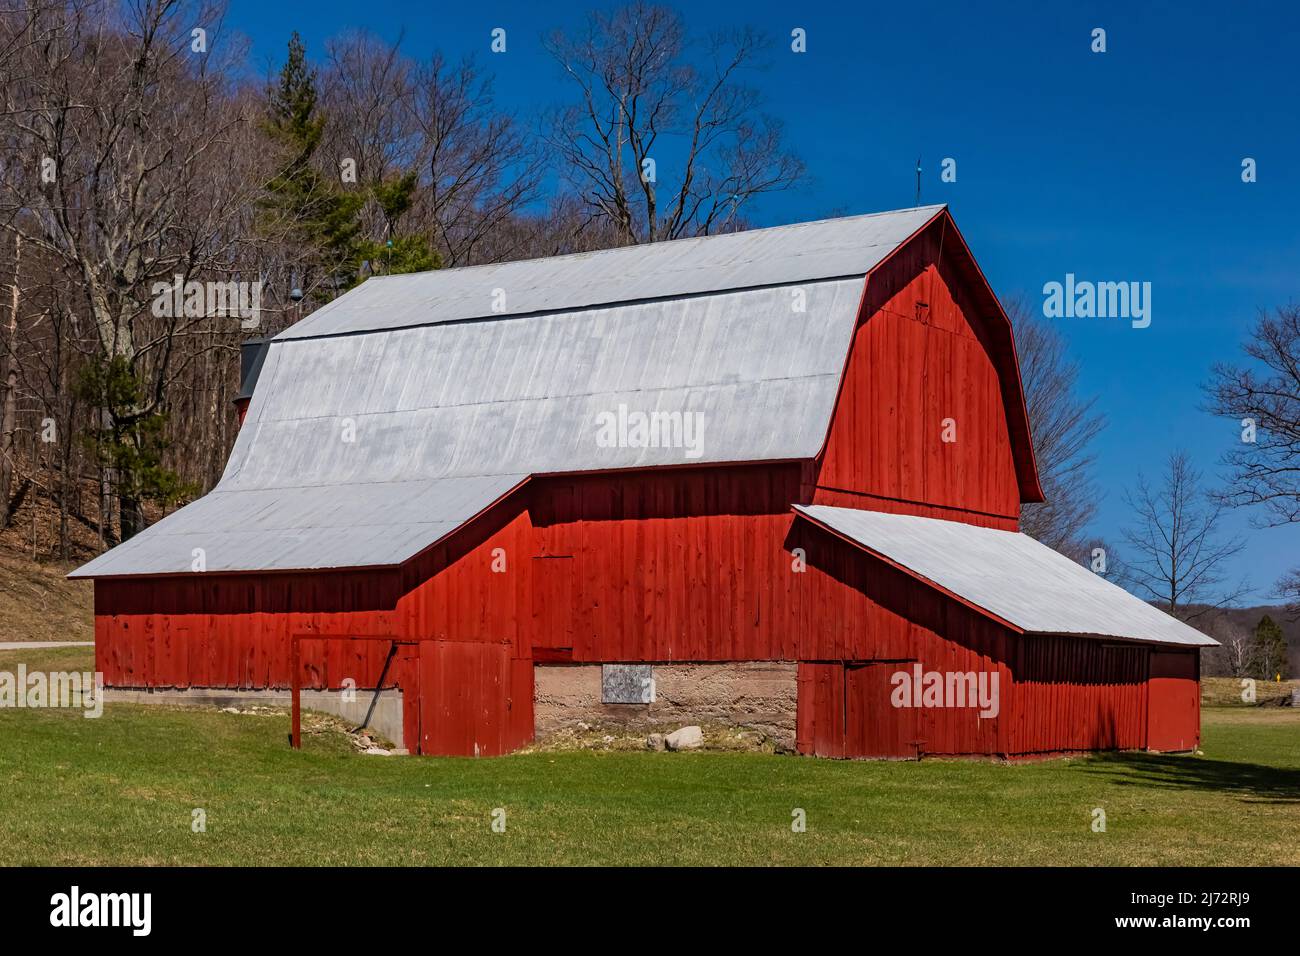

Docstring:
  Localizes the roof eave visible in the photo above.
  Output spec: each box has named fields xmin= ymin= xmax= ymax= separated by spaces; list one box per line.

xmin=791 ymin=506 xmax=1216 ymax=648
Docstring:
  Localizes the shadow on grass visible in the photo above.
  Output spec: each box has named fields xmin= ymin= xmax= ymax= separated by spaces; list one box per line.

xmin=1082 ymin=751 xmax=1300 ymax=805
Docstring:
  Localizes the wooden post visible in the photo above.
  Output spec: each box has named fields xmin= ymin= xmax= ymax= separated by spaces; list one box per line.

xmin=290 ymin=636 xmax=301 ymax=749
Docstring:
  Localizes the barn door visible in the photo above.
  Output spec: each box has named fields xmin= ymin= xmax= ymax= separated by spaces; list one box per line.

xmin=797 ymin=663 xmax=846 ymax=757
xmin=845 ymin=663 xmax=920 ymax=758
xmin=797 ymin=661 xmax=919 ymax=759
xmin=419 ymin=641 xmax=513 ymax=757
xmin=1147 ymin=650 xmax=1199 ymax=752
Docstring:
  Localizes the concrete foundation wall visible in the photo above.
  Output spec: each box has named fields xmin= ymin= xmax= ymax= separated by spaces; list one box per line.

xmin=535 ymin=662 xmax=798 ymax=748
xmin=105 ymin=687 xmax=405 ymax=750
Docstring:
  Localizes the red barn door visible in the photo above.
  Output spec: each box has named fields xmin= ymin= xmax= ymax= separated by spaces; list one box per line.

xmin=797 ymin=663 xmax=846 ymax=757
xmin=419 ymin=641 xmax=518 ymax=757
xmin=1147 ymin=650 xmax=1199 ymax=752
xmin=797 ymin=661 xmax=919 ymax=758
xmin=845 ymin=662 xmax=920 ymax=758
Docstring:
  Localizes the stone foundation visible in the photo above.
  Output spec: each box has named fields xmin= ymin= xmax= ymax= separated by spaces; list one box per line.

xmin=535 ymin=662 xmax=797 ymax=748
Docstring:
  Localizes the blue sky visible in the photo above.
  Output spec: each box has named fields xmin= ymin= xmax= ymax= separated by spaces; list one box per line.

xmin=224 ymin=0 xmax=1299 ymax=603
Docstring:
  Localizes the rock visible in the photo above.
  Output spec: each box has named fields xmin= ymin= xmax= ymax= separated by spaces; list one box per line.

xmin=772 ymin=734 xmax=797 ymax=755
xmin=601 ymin=735 xmax=614 ymax=744
xmin=646 ymin=733 xmax=666 ymax=751
xmin=576 ymin=721 xmax=592 ymax=731
xmin=665 ymin=726 xmax=704 ymax=751
xmin=220 ymin=706 xmax=239 ymax=714
xmin=363 ymin=747 xmax=391 ymax=756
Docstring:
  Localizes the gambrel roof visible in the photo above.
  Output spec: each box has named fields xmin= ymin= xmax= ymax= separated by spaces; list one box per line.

xmin=72 ymin=205 xmax=1041 ymax=578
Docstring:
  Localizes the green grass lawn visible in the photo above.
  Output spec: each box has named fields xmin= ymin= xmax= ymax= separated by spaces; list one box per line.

xmin=2 ymin=646 xmax=1297 ymax=866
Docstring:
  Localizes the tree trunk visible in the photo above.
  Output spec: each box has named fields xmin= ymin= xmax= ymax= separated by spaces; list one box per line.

xmin=0 ymin=233 xmax=20 ymax=530
xmin=119 ymin=493 xmax=146 ymax=540
xmin=98 ymin=408 xmax=113 ymax=548
xmin=58 ymin=461 xmax=70 ymax=560
xmin=57 ymin=352 xmax=71 ymax=560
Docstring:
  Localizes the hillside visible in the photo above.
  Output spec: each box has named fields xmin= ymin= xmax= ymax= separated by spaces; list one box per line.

xmin=0 ymin=545 xmax=93 ymax=643
xmin=0 ymin=463 xmax=152 ymax=643
xmin=1194 ymin=604 xmax=1300 ymax=676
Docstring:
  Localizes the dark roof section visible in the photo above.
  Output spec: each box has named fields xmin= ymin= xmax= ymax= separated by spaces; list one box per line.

xmin=234 ymin=337 xmax=272 ymax=405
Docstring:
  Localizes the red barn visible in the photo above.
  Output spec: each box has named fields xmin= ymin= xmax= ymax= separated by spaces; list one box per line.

xmin=72 ymin=204 xmax=1214 ymax=758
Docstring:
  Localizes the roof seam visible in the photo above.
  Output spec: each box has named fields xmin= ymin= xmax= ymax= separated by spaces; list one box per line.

xmin=249 ymin=372 xmax=844 ymax=423
xmin=276 ymin=272 xmax=871 ymax=343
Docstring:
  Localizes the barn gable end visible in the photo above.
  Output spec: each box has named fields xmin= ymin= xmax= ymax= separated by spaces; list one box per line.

xmin=814 ymin=211 xmax=1031 ymax=524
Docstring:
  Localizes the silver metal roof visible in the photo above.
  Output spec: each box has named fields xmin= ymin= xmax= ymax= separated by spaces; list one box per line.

xmin=794 ymin=505 xmax=1217 ymax=647
xmin=280 ymin=205 xmax=943 ymax=339
xmin=73 ymin=205 xmax=948 ymax=577
xmin=71 ymin=475 xmax=526 ymax=576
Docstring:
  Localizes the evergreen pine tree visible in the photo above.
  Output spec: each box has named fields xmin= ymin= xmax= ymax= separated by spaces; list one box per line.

xmin=1250 ymin=614 xmax=1289 ymax=680
xmin=260 ymin=34 xmax=365 ymax=300
xmin=364 ymin=171 xmax=437 ymax=276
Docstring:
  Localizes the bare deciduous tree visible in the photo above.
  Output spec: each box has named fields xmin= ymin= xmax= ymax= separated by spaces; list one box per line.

xmin=545 ymin=1 xmax=805 ymax=244
xmin=320 ymin=30 xmax=417 ymax=190
xmin=1205 ymin=304 xmax=1300 ymax=612
xmin=1280 ymin=568 xmax=1300 ymax=615
xmin=1006 ymin=297 xmax=1105 ymax=555
xmin=0 ymin=232 xmax=20 ymax=528
xmin=410 ymin=53 xmax=543 ymax=266
xmin=1221 ymin=625 xmax=1253 ymax=677
xmin=1120 ymin=450 xmax=1247 ymax=620
xmin=314 ymin=33 xmax=544 ymax=268
xmin=1203 ymin=620 xmax=1253 ymax=678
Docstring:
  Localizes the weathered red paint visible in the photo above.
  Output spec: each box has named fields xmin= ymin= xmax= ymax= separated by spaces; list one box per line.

xmin=89 ymin=219 xmax=1202 ymax=757
xmin=816 ymin=214 xmax=1028 ymax=521
xmin=1147 ymin=650 xmax=1201 ymax=752
xmin=417 ymin=641 xmax=533 ymax=757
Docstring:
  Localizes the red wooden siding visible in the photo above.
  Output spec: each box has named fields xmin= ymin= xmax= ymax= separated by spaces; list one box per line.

xmin=417 ymin=641 xmax=532 ymax=757
xmin=845 ymin=663 xmax=921 ymax=758
xmin=93 ymin=493 xmax=534 ymax=690
xmin=815 ymin=218 xmax=1022 ymax=524
xmin=95 ymin=574 xmax=402 ymax=690
xmin=93 ymin=468 xmax=1202 ymax=757
xmin=796 ymin=663 xmax=846 ymax=758
xmin=1009 ymin=636 xmax=1149 ymax=754
xmin=802 ymin=661 xmax=966 ymax=760
xmin=1147 ymin=650 xmax=1200 ymax=752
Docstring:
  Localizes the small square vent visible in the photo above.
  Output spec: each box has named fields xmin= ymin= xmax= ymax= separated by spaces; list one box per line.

xmin=601 ymin=664 xmax=655 ymax=704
